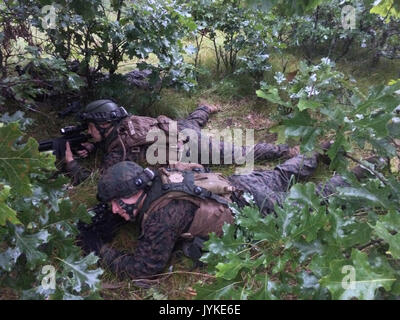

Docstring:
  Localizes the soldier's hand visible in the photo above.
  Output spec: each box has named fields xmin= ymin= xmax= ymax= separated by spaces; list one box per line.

xmin=65 ymin=141 xmax=74 ymax=163
xmin=77 ymin=142 xmax=94 ymax=158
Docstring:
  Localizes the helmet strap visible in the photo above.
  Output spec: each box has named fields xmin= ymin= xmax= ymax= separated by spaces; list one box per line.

xmin=94 ymin=122 xmax=112 ymax=140
xmin=118 ymin=191 xmax=147 ymax=221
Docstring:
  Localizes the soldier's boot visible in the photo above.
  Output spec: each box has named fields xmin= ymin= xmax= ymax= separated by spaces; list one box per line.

xmin=198 ymin=100 xmax=220 ymax=114
xmin=253 ymin=143 xmax=300 ymax=162
xmin=181 ymin=237 xmax=206 ymax=270
xmin=178 ymin=104 xmax=214 ymax=132
xmin=351 ymin=156 xmax=389 ymax=180
xmin=256 ymin=140 xmax=332 ymax=164
xmin=254 ymin=140 xmax=330 ymax=164
xmin=287 ymin=145 xmax=300 ymax=158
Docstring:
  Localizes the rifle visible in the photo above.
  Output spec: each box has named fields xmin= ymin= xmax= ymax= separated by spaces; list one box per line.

xmin=38 ymin=124 xmax=90 ymax=159
xmin=77 ymin=203 xmax=126 ymax=255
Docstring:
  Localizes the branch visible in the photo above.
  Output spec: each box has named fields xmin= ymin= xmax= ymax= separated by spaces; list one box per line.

xmin=344 ymin=153 xmax=388 ymax=186
xmin=357 ymin=239 xmax=383 ymax=252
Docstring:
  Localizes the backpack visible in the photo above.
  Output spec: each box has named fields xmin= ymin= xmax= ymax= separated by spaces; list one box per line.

xmin=118 ymin=114 xmax=180 ymax=147
xmin=112 ymin=115 xmax=184 ymax=163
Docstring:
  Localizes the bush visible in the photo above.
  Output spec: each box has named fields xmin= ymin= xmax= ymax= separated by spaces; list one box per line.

xmin=267 ymin=0 xmax=400 ymax=64
xmin=0 ymin=113 xmax=102 ymax=299
xmin=181 ymin=0 xmax=272 ymax=81
xmin=197 ymin=180 xmax=400 ymax=299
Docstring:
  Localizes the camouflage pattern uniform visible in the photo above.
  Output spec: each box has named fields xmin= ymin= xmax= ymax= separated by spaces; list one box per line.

xmin=66 ymin=105 xmax=295 ymax=185
xmin=99 ymin=200 xmax=197 ymax=279
xmin=66 ymin=105 xmax=214 ymax=184
xmin=95 ymin=153 xmax=350 ymax=280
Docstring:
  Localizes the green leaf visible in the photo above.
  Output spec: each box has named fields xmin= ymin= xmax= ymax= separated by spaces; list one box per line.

xmin=13 ymin=226 xmax=50 ymax=268
xmin=202 ymin=223 xmax=246 ymax=265
xmin=373 ymin=211 xmax=400 ymax=259
xmin=337 ymin=187 xmax=390 ymax=208
xmin=270 ymin=125 xmax=287 ymax=145
xmin=246 ymin=0 xmax=325 ymax=15
xmin=47 ymin=199 xmax=90 ymax=228
xmin=0 ymin=123 xmax=54 ymax=196
xmin=282 ymin=111 xmax=315 ymax=140
xmin=320 ymin=249 xmax=396 ymax=300
xmin=0 ymin=185 xmax=21 ymax=226
xmin=62 ymin=293 xmax=85 ymax=300
xmin=297 ymin=98 xmax=322 ymax=111
xmin=326 ymin=131 xmax=348 ymax=167
xmin=216 ymin=257 xmax=244 ymax=281
xmin=298 ymin=271 xmax=327 ymax=299
xmin=370 ymin=0 xmax=400 ymax=21
xmin=195 ymin=278 xmax=241 ymax=300
xmin=236 ymin=205 xmax=280 ymax=241
xmin=287 ymin=183 xmax=330 ymax=242
xmin=216 ymin=253 xmax=263 ymax=280
xmin=309 ymin=245 xmax=342 ymax=279
xmin=301 ymin=127 xmax=321 ymax=153
xmin=249 ymin=274 xmax=277 ymax=300
xmin=0 ymin=112 xmax=33 ymax=130
xmin=271 ymin=251 xmax=291 ymax=274
xmin=328 ymin=207 xmax=371 ymax=249
xmin=288 ymin=183 xmax=321 ymax=210
xmin=57 ymin=253 xmax=103 ymax=292
xmin=0 ymin=247 xmax=22 ymax=272
xmin=66 ymin=74 xmax=85 ymax=90
xmin=256 ymin=88 xmax=290 ymax=107
xmin=293 ymin=240 xmax=324 ymax=263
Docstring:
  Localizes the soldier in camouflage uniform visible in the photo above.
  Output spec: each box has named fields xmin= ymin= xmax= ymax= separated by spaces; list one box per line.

xmin=80 ymin=145 xmax=381 ymax=281
xmin=65 ymin=99 xmax=217 ymax=184
xmin=64 ymin=99 xmax=298 ymax=185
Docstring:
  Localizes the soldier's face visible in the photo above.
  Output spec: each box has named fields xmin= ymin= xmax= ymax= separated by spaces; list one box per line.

xmin=87 ymin=123 xmax=102 ymax=142
xmin=87 ymin=122 xmax=112 ymax=142
xmin=111 ymin=190 xmax=146 ymax=221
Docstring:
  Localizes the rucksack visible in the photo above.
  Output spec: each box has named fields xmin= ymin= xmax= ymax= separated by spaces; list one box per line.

xmin=119 ymin=114 xmax=179 ymax=148
xmin=110 ymin=114 xmax=185 ymax=163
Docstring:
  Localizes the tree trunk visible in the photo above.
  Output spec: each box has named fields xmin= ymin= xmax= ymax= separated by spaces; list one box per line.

xmin=372 ymin=30 xmax=389 ymax=67
xmin=0 ymin=49 xmax=6 ymax=78
xmin=212 ymin=38 xmax=220 ymax=78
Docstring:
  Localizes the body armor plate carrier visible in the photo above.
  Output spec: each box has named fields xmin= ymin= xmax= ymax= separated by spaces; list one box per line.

xmin=138 ymin=162 xmax=236 ymax=238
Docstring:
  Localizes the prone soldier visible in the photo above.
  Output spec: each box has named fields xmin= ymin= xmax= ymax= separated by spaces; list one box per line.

xmin=63 ymin=99 xmax=299 ymax=185
xmin=79 ymin=144 xmax=385 ymax=281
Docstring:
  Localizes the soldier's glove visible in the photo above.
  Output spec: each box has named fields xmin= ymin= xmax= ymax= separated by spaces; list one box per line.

xmin=99 ymin=244 xmax=120 ymax=265
xmin=99 ymin=245 xmax=154 ymax=288
xmin=98 ymin=244 xmax=122 ymax=277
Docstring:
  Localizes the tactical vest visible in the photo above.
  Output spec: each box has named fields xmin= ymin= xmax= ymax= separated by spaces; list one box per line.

xmin=107 ymin=115 xmax=184 ymax=163
xmin=138 ymin=162 xmax=235 ymax=238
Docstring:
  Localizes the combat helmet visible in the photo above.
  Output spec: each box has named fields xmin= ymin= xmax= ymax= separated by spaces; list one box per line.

xmin=97 ymin=161 xmax=155 ymax=203
xmin=79 ymin=99 xmax=129 ymax=124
